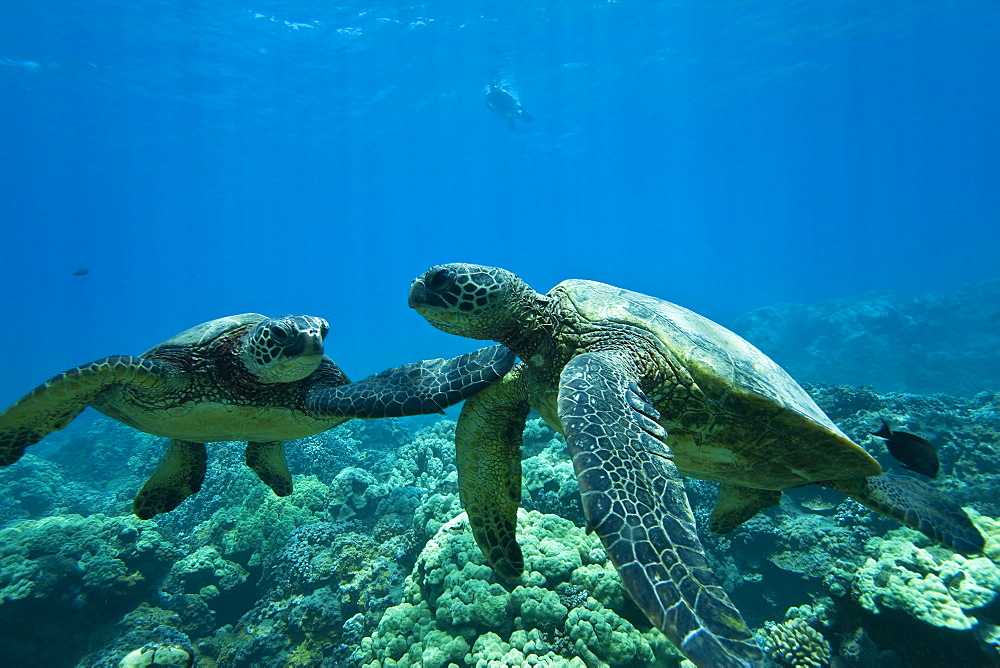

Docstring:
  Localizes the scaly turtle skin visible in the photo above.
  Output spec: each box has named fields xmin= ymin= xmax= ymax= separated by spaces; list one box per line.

xmin=408 ymin=264 xmax=985 ymax=668
xmin=0 ymin=313 xmax=514 ymax=519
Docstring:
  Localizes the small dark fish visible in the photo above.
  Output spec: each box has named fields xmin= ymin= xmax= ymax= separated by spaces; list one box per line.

xmin=870 ymin=418 xmax=939 ymax=478
xmin=72 ymin=267 xmax=89 ymax=276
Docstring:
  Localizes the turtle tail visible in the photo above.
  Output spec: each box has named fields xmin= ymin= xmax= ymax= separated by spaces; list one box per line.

xmin=824 ymin=474 xmax=985 ymax=555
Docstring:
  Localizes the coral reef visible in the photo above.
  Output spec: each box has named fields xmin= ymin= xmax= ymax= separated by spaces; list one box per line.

xmin=1 ymin=339 xmax=999 ymax=667
xmin=835 ymin=526 xmax=1000 ymax=630
xmin=761 ymin=617 xmax=832 ymax=667
xmin=0 ymin=514 xmax=181 ymax=665
xmin=358 ymin=509 xmax=682 ymax=668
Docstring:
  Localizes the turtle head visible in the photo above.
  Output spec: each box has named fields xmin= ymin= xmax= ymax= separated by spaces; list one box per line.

xmin=240 ymin=315 xmax=329 ymax=383
xmin=409 ymin=263 xmax=532 ymax=342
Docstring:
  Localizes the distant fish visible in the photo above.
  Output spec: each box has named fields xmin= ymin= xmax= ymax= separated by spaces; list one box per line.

xmin=486 ymin=82 xmax=533 ymax=131
xmin=870 ymin=418 xmax=939 ymax=478
xmin=72 ymin=267 xmax=89 ymax=276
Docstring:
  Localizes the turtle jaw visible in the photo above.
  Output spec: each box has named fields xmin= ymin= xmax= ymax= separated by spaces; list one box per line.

xmin=265 ymin=352 xmax=324 ymax=383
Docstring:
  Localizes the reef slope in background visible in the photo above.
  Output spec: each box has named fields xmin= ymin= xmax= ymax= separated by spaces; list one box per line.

xmin=732 ymin=279 xmax=1000 ymax=396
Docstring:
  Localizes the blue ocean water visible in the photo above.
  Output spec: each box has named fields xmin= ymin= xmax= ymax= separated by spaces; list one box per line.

xmin=2 ymin=3 xmax=1000 ymax=667
xmin=2 ymin=0 xmax=998 ymax=409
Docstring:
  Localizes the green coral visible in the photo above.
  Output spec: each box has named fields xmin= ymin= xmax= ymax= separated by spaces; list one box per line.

xmin=764 ymin=511 xmax=870 ymax=578
xmin=848 ymin=524 xmax=1000 ymax=630
xmin=0 ymin=513 xmax=176 ymax=603
xmin=359 ymin=509 xmax=681 ymax=668
xmin=761 ymin=617 xmax=831 ymax=667
xmin=192 ymin=474 xmax=333 ymax=567
xmin=166 ymin=545 xmax=248 ymax=594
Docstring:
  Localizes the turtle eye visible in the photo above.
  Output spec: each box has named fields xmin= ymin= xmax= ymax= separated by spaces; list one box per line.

xmin=427 ymin=268 xmax=454 ymax=292
xmin=267 ymin=325 xmax=292 ymax=344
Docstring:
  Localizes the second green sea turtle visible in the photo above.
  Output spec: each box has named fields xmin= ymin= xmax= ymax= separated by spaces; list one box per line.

xmin=0 ymin=313 xmax=514 ymax=519
xmin=408 ymin=263 xmax=984 ymax=668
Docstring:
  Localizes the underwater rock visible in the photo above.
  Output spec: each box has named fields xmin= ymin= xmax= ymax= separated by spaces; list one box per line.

xmin=118 ymin=642 xmax=193 ymax=668
xmin=520 ymin=425 xmax=584 ymax=527
xmin=0 ymin=454 xmax=66 ymax=519
xmin=358 ymin=509 xmax=683 ymax=668
xmin=385 ymin=419 xmax=461 ymax=493
xmin=79 ymin=603 xmax=196 ymax=668
xmin=192 ymin=473 xmax=335 ymax=568
xmin=806 ymin=385 xmax=1000 ymax=514
xmin=167 ymin=545 xmax=249 ymax=594
xmin=263 ymin=521 xmax=398 ymax=605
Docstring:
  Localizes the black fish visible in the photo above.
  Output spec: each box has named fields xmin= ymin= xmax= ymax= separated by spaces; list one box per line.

xmin=72 ymin=267 xmax=89 ymax=276
xmin=870 ymin=418 xmax=940 ymax=478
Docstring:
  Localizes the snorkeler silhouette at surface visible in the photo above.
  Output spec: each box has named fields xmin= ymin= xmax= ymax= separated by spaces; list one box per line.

xmin=486 ymin=81 xmax=533 ymax=130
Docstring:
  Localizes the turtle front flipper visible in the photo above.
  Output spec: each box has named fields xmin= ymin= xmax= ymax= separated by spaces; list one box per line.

xmin=558 ymin=351 xmax=764 ymax=668
xmin=0 ymin=355 xmax=175 ymax=466
xmin=455 ymin=366 xmax=530 ymax=578
xmin=245 ymin=440 xmax=293 ymax=496
xmin=824 ymin=474 xmax=985 ymax=555
xmin=306 ymin=345 xmax=516 ymax=418
xmin=133 ymin=440 xmax=207 ymax=519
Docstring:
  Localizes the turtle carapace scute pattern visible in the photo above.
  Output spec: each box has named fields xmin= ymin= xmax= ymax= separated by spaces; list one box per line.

xmin=0 ymin=313 xmax=514 ymax=519
xmin=408 ymin=263 xmax=985 ymax=668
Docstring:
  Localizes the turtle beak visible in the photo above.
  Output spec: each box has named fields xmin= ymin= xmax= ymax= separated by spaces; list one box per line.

xmin=407 ymin=279 xmax=426 ymax=309
xmin=409 ymin=278 xmax=450 ymax=310
xmin=282 ymin=329 xmax=324 ymax=358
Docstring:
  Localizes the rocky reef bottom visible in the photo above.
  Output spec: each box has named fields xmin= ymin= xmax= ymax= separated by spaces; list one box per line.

xmin=1 ymin=386 xmax=999 ymax=667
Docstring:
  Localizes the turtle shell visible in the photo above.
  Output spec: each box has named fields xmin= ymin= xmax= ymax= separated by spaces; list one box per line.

xmin=553 ymin=279 xmax=881 ymax=488
xmin=143 ymin=313 xmax=267 ymax=356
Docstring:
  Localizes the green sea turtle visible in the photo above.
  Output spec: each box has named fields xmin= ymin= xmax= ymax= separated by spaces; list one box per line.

xmin=0 ymin=313 xmax=514 ymax=519
xmin=408 ymin=264 xmax=985 ymax=668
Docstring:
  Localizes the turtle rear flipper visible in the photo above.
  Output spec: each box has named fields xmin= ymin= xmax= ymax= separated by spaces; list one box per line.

xmin=825 ymin=474 xmax=985 ymax=554
xmin=558 ymin=350 xmax=764 ymax=668
xmin=710 ymin=484 xmax=782 ymax=535
xmin=306 ymin=345 xmax=515 ymax=418
xmin=245 ymin=440 xmax=293 ymax=496
xmin=134 ymin=440 xmax=207 ymax=519
xmin=0 ymin=355 xmax=175 ymax=466
xmin=454 ymin=365 xmax=531 ymax=579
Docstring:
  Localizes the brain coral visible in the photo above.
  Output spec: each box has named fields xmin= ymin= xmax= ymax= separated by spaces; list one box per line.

xmin=358 ymin=509 xmax=682 ymax=668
